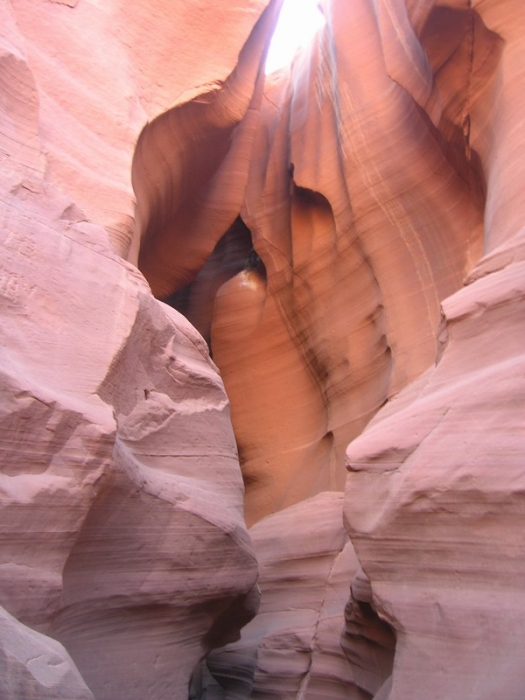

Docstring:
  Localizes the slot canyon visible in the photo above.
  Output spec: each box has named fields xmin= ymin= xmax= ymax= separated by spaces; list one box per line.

xmin=0 ymin=0 xmax=524 ymax=698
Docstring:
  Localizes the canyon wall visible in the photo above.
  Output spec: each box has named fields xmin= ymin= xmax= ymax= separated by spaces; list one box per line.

xmin=132 ymin=0 xmax=495 ymax=526
xmin=1 ymin=0 xmax=524 ymax=699
xmin=0 ymin=1 xmax=269 ymax=697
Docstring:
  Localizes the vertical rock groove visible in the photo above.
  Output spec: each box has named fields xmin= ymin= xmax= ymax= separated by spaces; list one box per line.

xmin=2 ymin=0 xmax=522 ymax=698
xmin=132 ymin=0 xmax=494 ymax=527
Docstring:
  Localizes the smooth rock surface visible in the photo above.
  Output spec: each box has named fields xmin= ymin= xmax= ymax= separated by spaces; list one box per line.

xmin=343 ymin=2 xmax=525 ymax=698
xmin=0 ymin=605 xmax=94 ymax=700
xmin=345 ymin=256 xmax=525 ymax=700
xmin=5 ymin=0 xmax=272 ymax=255
xmin=132 ymin=0 xmax=525 ymax=697
xmin=133 ymin=0 xmax=492 ymax=525
xmin=196 ymin=493 xmax=369 ymax=699
xmin=1 ymin=0 xmax=524 ymax=698
xmin=0 ymin=179 xmax=259 ymax=697
xmin=0 ymin=175 xmax=259 ymax=697
xmin=0 ymin=3 xmax=261 ymax=696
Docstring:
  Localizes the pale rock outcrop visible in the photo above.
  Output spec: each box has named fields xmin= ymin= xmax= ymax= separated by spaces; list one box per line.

xmin=0 ymin=2 xmax=261 ymax=696
xmin=0 ymin=605 xmax=93 ymax=700
xmin=343 ymin=1 xmax=525 ymax=699
xmin=0 ymin=172 xmax=259 ymax=697
xmin=345 ymin=254 xmax=525 ymax=699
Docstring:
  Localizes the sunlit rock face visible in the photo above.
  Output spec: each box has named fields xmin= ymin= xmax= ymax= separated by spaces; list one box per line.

xmin=1 ymin=0 xmax=524 ymax=698
xmin=133 ymin=0 xmax=525 ymax=697
xmin=132 ymin=0 xmax=495 ymax=526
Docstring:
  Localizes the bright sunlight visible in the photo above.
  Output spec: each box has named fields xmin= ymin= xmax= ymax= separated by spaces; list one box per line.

xmin=265 ymin=0 xmax=326 ymax=74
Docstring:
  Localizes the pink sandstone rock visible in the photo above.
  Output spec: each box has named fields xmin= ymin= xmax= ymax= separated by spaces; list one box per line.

xmin=1 ymin=0 xmax=524 ymax=697
xmin=345 ymin=256 xmax=525 ymax=699
xmin=0 ymin=3 xmax=263 ymax=696
xmin=341 ymin=569 xmax=395 ymax=698
xmin=0 ymin=605 xmax=93 ymax=700
xmin=132 ymin=0 xmax=493 ymax=526
xmin=132 ymin=0 xmax=524 ymax=695
xmin=195 ymin=492 xmax=369 ymax=699
xmin=0 ymin=174 xmax=259 ymax=696
xmin=5 ymin=0 xmax=273 ymax=256
xmin=342 ymin=1 xmax=525 ymax=698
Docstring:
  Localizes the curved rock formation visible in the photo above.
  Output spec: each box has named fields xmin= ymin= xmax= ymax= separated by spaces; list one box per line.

xmin=0 ymin=171 xmax=259 ymax=698
xmin=194 ymin=492 xmax=368 ymax=699
xmin=132 ymin=0 xmax=498 ymax=526
xmin=4 ymin=0 xmax=270 ymax=255
xmin=1 ymin=0 xmax=524 ymax=698
xmin=342 ymin=1 xmax=525 ymax=698
xmin=0 ymin=4 xmax=262 ymax=696
xmin=131 ymin=0 xmax=524 ymax=696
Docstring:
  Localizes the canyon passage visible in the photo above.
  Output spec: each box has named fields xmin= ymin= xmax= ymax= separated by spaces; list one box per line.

xmin=0 ymin=0 xmax=524 ymax=698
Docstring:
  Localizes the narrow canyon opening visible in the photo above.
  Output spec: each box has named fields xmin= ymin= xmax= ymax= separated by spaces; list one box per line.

xmin=129 ymin=0 xmax=505 ymax=696
xmin=131 ymin=0 xmax=499 ymax=526
xmin=1 ymin=0 xmax=523 ymax=699
xmin=163 ymin=215 xmax=264 ymax=354
xmin=264 ymin=0 xmax=326 ymax=74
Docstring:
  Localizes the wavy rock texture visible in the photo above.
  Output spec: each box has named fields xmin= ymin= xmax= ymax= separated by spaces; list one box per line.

xmin=132 ymin=0 xmax=524 ymax=697
xmin=193 ymin=493 xmax=370 ymax=700
xmin=342 ymin=1 xmax=525 ymax=699
xmin=345 ymin=257 xmax=525 ymax=700
xmin=3 ymin=0 xmax=271 ymax=255
xmin=132 ymin=0 xmax=495 ymax=526
xmin=0 ymin=3 xmax=262 ymax=698
xmin=1 ymin=0 xmax=524 ymax=698
xmin=0 ymin=173 xmax=259 ymax=698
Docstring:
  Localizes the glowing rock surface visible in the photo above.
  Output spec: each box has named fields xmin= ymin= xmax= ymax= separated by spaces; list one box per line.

xmin=0 ymin=0 xmax=524 ymax=698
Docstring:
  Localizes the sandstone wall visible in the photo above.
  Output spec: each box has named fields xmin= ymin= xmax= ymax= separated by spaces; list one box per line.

xmin=132 ymin=0 xmax=525 ymax=696
xmin=1 ymin=0 xmax=524 ymax=698
xmin=0 ymin=1 xmax=267 ymax=697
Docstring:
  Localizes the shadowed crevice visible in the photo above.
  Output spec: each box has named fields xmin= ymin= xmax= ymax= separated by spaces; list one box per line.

xmin=163 ymin=216 xmax=266 ymax=352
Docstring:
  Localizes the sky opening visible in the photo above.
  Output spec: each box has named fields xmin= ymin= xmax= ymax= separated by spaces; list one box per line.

xmin=265 ymin=0 xmax=326 ymax=74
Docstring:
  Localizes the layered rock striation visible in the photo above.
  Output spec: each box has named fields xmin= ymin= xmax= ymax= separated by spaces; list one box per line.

xmin=0 ymin=2 xmax=266 ymax=697
xmin=132 ymin=0 xmax=501 ymax=526
xmin=194 ymin=493 xmax=367 ymax=699
xmin=0 ymin=171 xmax=259 ymax=698
xmin=132 ymin=0 xmax=525 ymax=696
xmin=342 ymin=1 xmax=525 ymax=698
xmin=0 ymin=0 xmax=524 ymax=698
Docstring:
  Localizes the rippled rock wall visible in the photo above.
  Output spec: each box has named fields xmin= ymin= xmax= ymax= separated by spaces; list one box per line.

xmin=1 ymin=0 xmax=524 ymax=698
